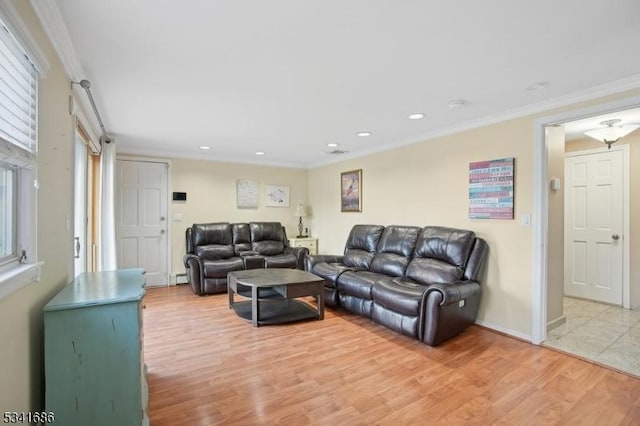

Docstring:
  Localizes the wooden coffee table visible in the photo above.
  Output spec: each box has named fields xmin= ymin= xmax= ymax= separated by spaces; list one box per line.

xmin=228 ymin=269 xmax=324 ymax=327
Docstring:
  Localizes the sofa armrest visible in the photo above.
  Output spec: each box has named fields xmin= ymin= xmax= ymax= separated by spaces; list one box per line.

xmin=424 ymin=280 xmax=481 ymax=307
xmin=238 ymin=251 xmax=260 ymax=257
xmin=183 ymin=254 xmax=205 ymax=295
xmin=284 ymin=246 xmax=309 ymax=269
xmin=421 ymin=280 xmax=482 ymax=346
xmin=304 ymin=254 xmax=344 ymax=271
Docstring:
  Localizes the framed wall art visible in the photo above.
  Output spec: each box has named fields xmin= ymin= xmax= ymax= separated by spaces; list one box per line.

xmin=265 ymin=184 xmax=290 ymax=207
xmin=236 ymin=179 xmax=258 ymax=209
xmin=468 ymin=157 xmax=514 ymax=219
xmin=341 ymin=169 xmax=362 ymax=212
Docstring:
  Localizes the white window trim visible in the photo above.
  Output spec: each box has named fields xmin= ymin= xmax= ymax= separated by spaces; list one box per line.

xmin=0 ymin=3 xmax=43 ymax=299
xmin=0 ymin=138 xmax=40 ymax=301
xmin=0 ymin=261 xmax=43 ymax=300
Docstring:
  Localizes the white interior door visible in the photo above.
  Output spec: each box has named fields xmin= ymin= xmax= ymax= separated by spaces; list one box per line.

xmin=564 ymin=149 xmax=623 ymax=305
xmin=116 ymin=159 xmax=169 ymax=286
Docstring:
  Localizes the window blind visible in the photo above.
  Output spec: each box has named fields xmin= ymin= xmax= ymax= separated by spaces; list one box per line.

xmin=0 ymin=18 xmax=37 ymax=155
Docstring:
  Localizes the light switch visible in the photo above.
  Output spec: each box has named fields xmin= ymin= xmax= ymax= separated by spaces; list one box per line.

xmin=521 ymin=213 xmax=531 ymax=226
xmin=173 ymin=213 xmax=183 ymax=222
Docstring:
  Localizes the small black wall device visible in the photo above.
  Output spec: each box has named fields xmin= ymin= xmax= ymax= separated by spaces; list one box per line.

xmin=172 ymin=192 xmax=187 ymax=201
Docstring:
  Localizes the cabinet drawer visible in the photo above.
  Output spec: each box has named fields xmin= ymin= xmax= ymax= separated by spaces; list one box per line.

xmin=289 ymin=238 xmax=317 ymax=253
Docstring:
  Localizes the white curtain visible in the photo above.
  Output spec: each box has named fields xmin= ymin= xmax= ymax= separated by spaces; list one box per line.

xmin=98 ymin=138 xmax=117 ymax=270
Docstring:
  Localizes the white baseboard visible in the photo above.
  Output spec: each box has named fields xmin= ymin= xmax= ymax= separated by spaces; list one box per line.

xmin=475 ymin=319 xmax=533 ymax=343
xmin=172 ymin=272 xmax=188 ymax=285
xmin=547 ymin=315 xmax=566 ymax=332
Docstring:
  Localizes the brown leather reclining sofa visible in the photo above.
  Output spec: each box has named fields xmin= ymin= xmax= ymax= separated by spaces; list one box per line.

xmin=305 ymin=224 xmax=488 ymax=346
xmin=184 ymin=222 xmax=308 ymax=295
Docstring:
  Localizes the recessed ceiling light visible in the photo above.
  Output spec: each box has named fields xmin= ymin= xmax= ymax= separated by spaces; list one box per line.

xmin=526 ymin=82 xmax=548 ymax=91
xmin=357 ymin=131 xmax=371 ymax=137
xmin=327 ymin=143 xmax=339 ymax=147
xmin=199 ymin=145 xmax=211 ymax=150
xmin=408 ymin=113 xmax=425 ymax=120
xmin=448 ymin=100 xmax=466 ymax=109
xmin=255 ymin=151 xmax=265 ymax=155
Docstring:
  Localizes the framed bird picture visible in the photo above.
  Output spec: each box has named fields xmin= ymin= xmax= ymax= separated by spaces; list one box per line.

xmin=341 ymin=169 xmax=362 ymax=212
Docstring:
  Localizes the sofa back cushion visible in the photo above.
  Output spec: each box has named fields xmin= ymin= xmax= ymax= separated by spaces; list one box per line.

xmin=370 ymin=225 xmax=421 ymax=276
xmin=342 ymin=224 xmax=384 ymax=269
xmin=191 ymin=223 xmax=235 ymax=260
xmin=232 ymin=223 xmax=252 ymax=254
xmin=406 ymin=226 xmax=476 ymax=285
xmin=250 ymin=222 xmax=287 ymax=255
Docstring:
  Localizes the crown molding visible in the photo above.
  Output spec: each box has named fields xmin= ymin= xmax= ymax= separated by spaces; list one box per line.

xmin=309 ymin=74 xmax=640 ymax=168
xmin=30 ymin=0 xmax=83 ymax=80
xmin=116 ymin=145 xmax=307 ymax=170
xmin=31 ymin=0 xmax=103 ymax=140
xmin=123 ymin=73 xmax=640 ymax=171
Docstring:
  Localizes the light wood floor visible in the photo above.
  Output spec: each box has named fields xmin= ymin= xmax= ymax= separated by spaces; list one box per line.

xmin=144 ymin=285 xmax=640 ymax=425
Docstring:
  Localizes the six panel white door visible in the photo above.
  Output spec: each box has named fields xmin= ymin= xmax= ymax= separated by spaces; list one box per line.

xmin=564 ymin=149 xmax=623 ymax=305
xmin=116 ymin=160 xmax=169 ymax=286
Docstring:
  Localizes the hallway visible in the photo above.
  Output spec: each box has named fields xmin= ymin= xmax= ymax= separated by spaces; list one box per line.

xmin=545 ymin=297 xmax=640 ymax=377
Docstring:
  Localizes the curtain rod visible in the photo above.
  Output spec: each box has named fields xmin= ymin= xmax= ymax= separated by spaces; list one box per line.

xmin=72 ymin=79 xmax=111 ymax=143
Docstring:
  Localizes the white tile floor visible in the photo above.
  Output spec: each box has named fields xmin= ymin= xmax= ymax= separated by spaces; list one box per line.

xmin=544 ymin=297 xmax=640 ymax=377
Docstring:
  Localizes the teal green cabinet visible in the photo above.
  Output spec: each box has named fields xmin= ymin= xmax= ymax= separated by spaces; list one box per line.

xmin=44 ymin=269 xmax=148 ymax=426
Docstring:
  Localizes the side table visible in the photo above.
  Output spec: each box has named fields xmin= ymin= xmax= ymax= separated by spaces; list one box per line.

xmin=289 ymin=237 xmax=318 ymax=255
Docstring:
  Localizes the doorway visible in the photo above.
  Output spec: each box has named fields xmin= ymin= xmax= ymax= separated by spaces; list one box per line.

xmin=532 ymin=96 xmax=640 ymax=345
xmin=115 ymin=158 xmax=170 ymax=286
xmin=533 ymin=96 xmax=640 ymax=376
xmin=72 ymin=121 xmax=98 ymax=277
xmin=564 ymin=147 xmax=626 ymax=305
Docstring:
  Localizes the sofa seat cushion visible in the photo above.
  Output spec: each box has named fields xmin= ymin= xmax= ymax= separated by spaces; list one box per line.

xmin=203 ymin=257 xmax=245 ymax=278
xmin=337 ymin=270 xmax=389 ymax=300
xmin=372 ymin=278 xmax=428 ymax=316
xmin=311 ymin=262 xmax=353 ymax=288
xmin=264 ymin=254 xmax=297 ymax=269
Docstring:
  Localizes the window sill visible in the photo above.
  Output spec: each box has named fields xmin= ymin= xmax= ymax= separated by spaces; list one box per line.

xmin=0 ymin=261 xmax=44 ymax=300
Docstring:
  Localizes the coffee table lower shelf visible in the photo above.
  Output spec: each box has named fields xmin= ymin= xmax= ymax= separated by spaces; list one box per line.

xmin=231 ymin=299 xmax=320 ymax=325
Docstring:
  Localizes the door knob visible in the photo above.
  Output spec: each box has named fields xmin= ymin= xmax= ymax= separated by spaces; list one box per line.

xmin=612 ymin=234 xmax=620 ymax=240
xmin=161 ymin=229 xmax=166 ymax=234
xmin=160 ymin=216 xmax=166 ymax=221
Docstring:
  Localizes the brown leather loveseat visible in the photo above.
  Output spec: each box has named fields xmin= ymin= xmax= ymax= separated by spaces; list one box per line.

xmin=305 ymin=224 xmax=488 ymax=346
xmin=184 ymin=222 xmax=308 ymax=295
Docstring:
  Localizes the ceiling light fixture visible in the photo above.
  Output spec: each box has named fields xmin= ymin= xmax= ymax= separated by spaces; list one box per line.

xmin=199 ymin=146 xmax=211 ymax=150
xmin=448 ymin=100 xmax=466 ymax=109
xmin=408 ymin=113 xmax=425 ymax=120
xmin=327 ymin=143 xmax=339 ymax=147
xmin=584 ymin=119 xmax=640 ymax=149
xmin=357 ymin=131 xmax=371 ymax=137
xmin=255 ymin=151 xmax=265 ymax=155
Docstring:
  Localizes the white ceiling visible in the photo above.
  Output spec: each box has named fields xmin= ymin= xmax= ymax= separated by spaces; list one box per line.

xmin=40 ymin=0 xmax=640 ymax=167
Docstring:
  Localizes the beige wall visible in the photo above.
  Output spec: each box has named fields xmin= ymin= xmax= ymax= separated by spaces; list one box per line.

xmin=546 ymin=126 xmax=566 ymax=324
xmin=309 ymin=118 xmax=535 ymax=334
xmin=308 ymin=91 xmax=640 ymax=337
xmin=168 ymin=158 xmax=308 ymax=276
xmin=566 ymin=132 xmax=640 ymax=307
xmin=0 ymin=1 xmax=75 ymax=412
